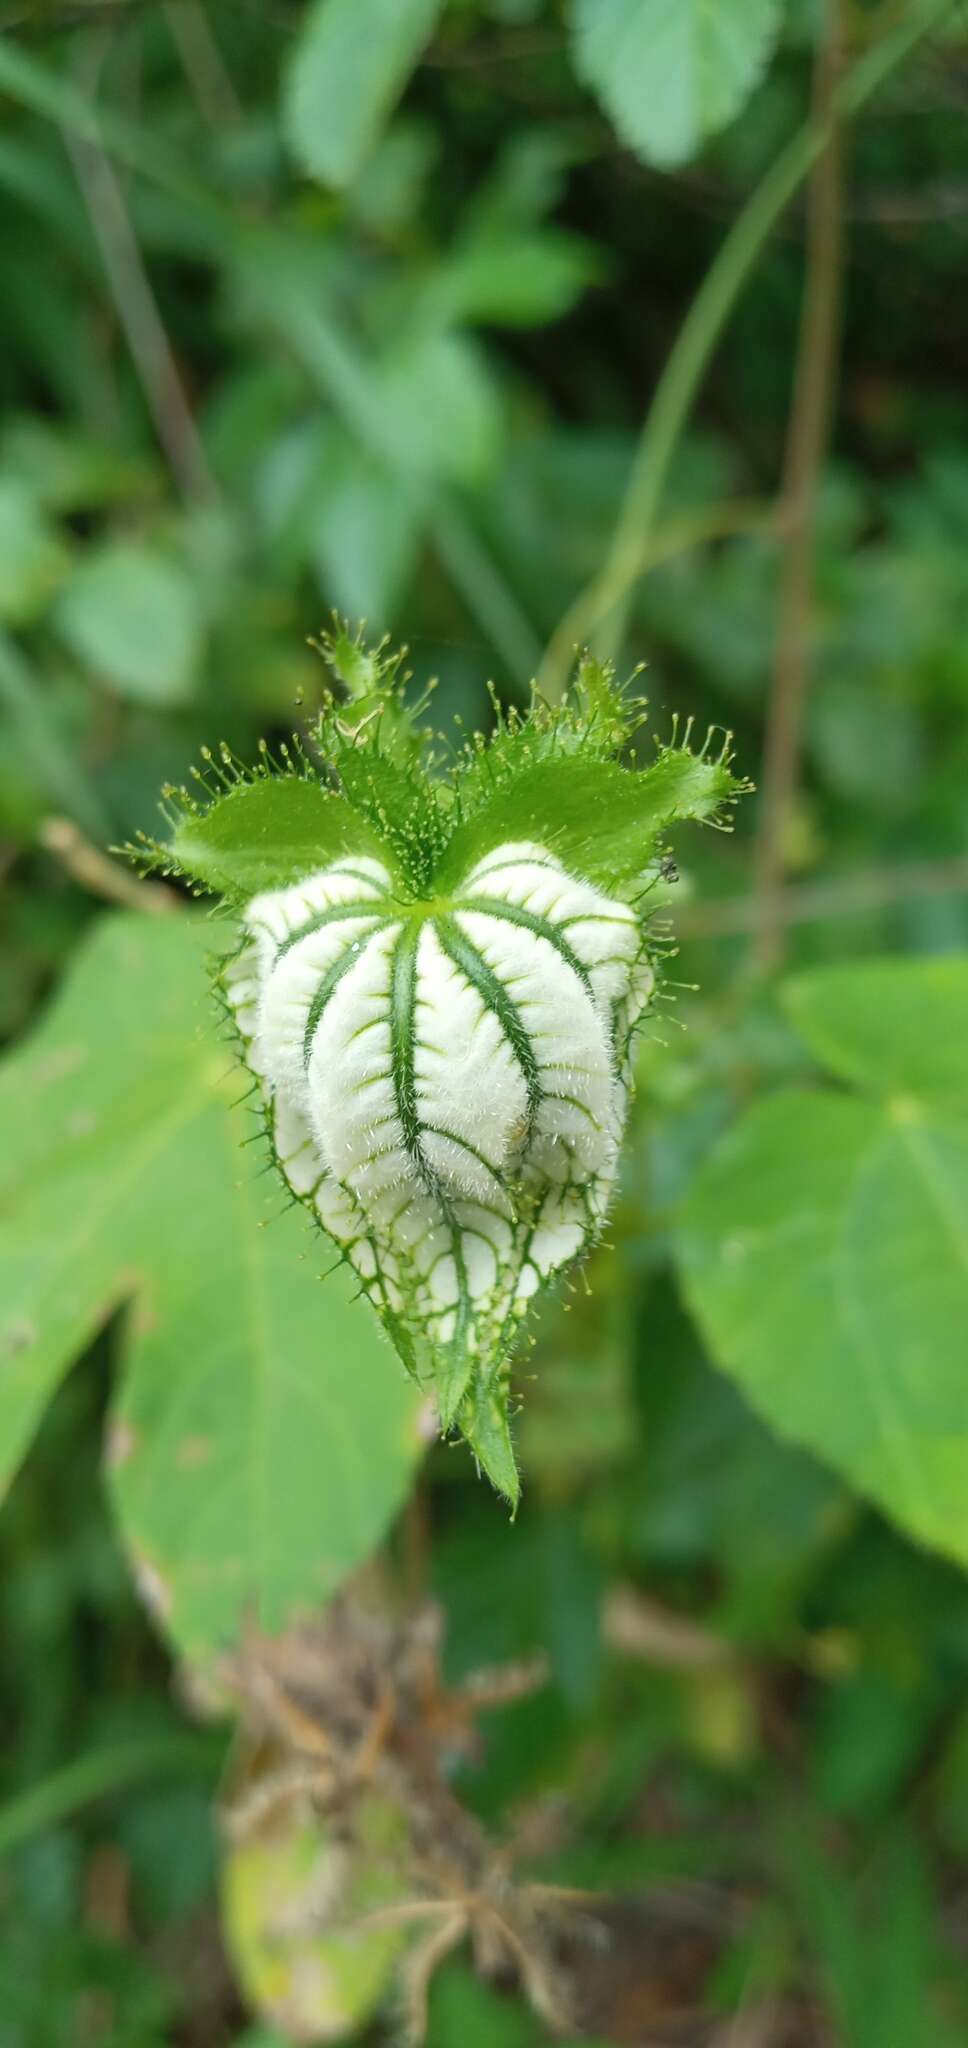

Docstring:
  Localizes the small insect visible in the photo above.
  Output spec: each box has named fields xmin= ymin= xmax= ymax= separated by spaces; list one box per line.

xmin=503 ymin=1110 xmax=531 ymax=1160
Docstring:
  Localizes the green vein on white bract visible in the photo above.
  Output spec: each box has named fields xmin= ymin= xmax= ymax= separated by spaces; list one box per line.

xmin=224 ymin=842 xmax=654 ymax=1502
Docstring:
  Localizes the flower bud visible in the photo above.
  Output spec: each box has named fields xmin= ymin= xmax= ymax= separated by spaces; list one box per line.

xmin=139 ymin=633 xmax=745 ymax=1500
xmin=226 ymin=839 xmax=654 ymax=1496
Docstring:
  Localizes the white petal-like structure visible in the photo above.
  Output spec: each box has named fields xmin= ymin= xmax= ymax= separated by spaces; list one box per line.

xmin=225 ymin=843 xmax=654 ymax=1429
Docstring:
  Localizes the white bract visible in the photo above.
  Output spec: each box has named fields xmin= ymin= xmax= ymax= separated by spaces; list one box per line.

xmin=226 ymin=841 xmax=654 ymax=1442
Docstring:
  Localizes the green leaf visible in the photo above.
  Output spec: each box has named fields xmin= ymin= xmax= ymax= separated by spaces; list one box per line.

xmin=164 ymin=776 xmax=389 ymax=900
xmin=283 ymin=0 xmax=442 ymax=189
xmin=0 ymin=914 xmax=423 ymax=1656
xmin=434 ymin=230 xmax=606 ymax=330
xmin=0 ymin=627 xmax=110 ymax=840
xmin=676 ymin=957 xmax=968 ymax=1571
xmin=784 ymin=956 xmax=968 ymax=1104
xmin=570 ymin=0 xmax=782 ymax=170
xmin=311 ymin=452 xmax=420 ymax=624
xmin=376 ymin=329 xmax=502 ymax=485
xmin=0 ymin=414 xmax=158 ymax=511
xmin=435 ymin=746 xmax=739 ymax=893
xmin=0 ymin=478 xmax=71 ymax=625
xmin=54 ymin=541 xmax=202 ymax=706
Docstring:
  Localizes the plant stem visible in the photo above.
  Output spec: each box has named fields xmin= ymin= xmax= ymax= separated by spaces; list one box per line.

xmin=753 ymin=0 xmax=847 ymax=973
xmin=537 ymin=497 xmax=785 ymax=702
xmin=548 ymin=0 xmax=954 ymax=690
xmin=65 ymin=89 xmax=217 ymax=503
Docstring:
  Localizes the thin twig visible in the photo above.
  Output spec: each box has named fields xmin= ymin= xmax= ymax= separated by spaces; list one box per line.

xmin=40 ymin=817 xmax=180 ymax=915
xmin=753 ymin=0 xmax=848 ymax=973
xmin=675 ymin=856 xmax=968 ymax=941
xmin=64 ymin=39 xmax=217 ymax=503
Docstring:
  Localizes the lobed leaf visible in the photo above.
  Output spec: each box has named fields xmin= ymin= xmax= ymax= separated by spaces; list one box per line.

xmin=677 ymin=956 xmax=968 ymax=1570
xmin=570 ymin=0 xmax=782 ymax=171
xmin=0 ymin=914 xmax=423 ymax=1655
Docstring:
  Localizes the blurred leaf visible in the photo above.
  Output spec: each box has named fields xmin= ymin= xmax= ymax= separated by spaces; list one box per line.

xmin=426 ymin=1965 xmax=544 ymax=2047
xmin=786 ymin=1827 xmax=947 ymax=2048
xmin=426 ymin=1962 xmax=613 ymax=2047
xmin=808 ymin=674 xmax=924 ymax=814
xmin=349 ymin=116 xmax=438 ymax=233
xmin=0 ymin=628 xmax=109 ymax=840
xmin=935 ymin=1706 xmax=968 ymax=1857
xmin=312 ymin=452 xmax=421 ymax=622
xmin=0 ymin=479 xmax=70 ymax=625
xmin=116 ymin=1784 xmax=217 ymax=1922
xmin=465 ymin=130 xmax=578 ymax=238
xmin=0 ymin=914 xmax=422 ymax=1656
xmin=536 ymin=1508 xmax=603 ymax=1710
xmin=570 ymin=0 xmax=782 ymax=169
xmin=283 ymin=0 xmax=443 ymax=188
xmin=377 ymin=328 xmax=503 ymax=484
xmin=437 ymin=229 xmax=606 ymax=329
xmin=811 ymin=1668 xmax=936 ymax=1818
xmin=54 ymin=543 xmax=203 ymax=706
xmin=677 ymin=957 xmax=968 ymax=1570
xmin=0 ymin=416 xmax=158 ymax=512
xmin=231 ymin=230 xmax=542 ymax=681
xmin=622 ymin=1273 xmax=844 ymax=1642
xmin=784 ymin=958 xmax=968 ymax=1101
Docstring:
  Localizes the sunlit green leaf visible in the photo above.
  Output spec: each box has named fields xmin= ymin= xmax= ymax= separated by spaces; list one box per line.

xmin=677 ymin=957 xmax=968 ymax=1569
xmin=166 ymin=776 xmax=388 ymax=899
xmin=54 ymin=541 xmax=202 ymax=706
xmin=0 ymin=478 xmax=71 ymax=625
xmin=283 ymin=0 xmax=442 ymax=188
xmin=376 ymin=329 xmax=503 ymax=485
xmin=0 ymin=415 xmax=158 ymax=511
xmin=435 ymin=747 xmax=739 ymax=892
xmin=311 ymin=452 xmax=421 ymax=624
xmin=0 ymin=914 xmax=423 ymax=1655
xmin=570 ymin=0 xmax=782 ymax=169
xmin=434 ymin=230 xmax=606 ymax=329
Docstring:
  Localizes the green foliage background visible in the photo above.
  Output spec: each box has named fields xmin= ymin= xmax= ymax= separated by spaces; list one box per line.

xmin=1 ymin=0 xmax=968 ymax=2041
